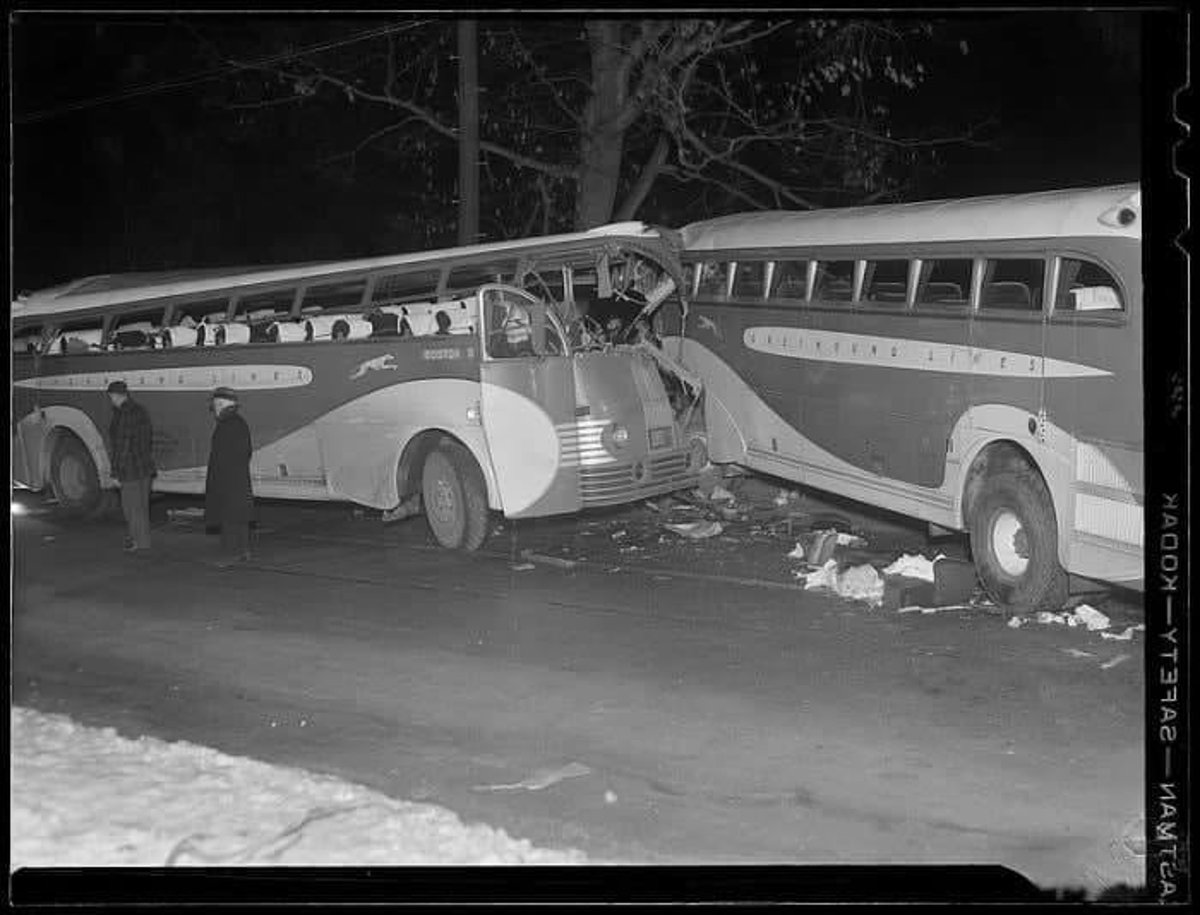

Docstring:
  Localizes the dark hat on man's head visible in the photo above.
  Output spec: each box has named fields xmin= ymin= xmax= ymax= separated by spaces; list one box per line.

xmin=106 ymin=380 xmax=128 ymax=395
xmin=211 ymin=386 xmax=238 ymax=402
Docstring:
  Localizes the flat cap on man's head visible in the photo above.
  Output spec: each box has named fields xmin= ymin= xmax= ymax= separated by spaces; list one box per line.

xmin=211 ymin=386 xmax=238 ymax=402
xmin=106 ymin=380 xmax=128 ymax=395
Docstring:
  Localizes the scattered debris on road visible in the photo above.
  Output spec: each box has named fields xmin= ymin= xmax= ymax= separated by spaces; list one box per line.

xmin=799 ymin=559 xmax=884 ymax=607
xmin=1101 ymin=625 xmax=1144 ymax=641
xmin=519 ymin=550 xmax=578 ymax=570
xmin=1069 ymin=604 xmax=1112 ymax=631
xmin=1062 ymin=648 xmax=1096 ymax=658
xmin=707 ymin=485 xmax=736 ymax=503
xmin=511 ymin=563 xmax=536 ymax=572
xmin=663 ymin=520 xmax=724 ymax=540
xmin=1100 ymin=653 xmax=1131 ymax=671
xmin=883 ymin=553 xmax=944 ymax=582
xmin=473 ymin=761 xmax=592 ymax=793
xmin=1037 ymin=604 xmax=1112 ymax=631
xmin=898 ymin=604 xmax=973 ymax=615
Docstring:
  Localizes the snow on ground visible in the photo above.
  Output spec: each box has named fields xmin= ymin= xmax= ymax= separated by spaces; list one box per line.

xmin=10 ymin=707 xmax=584 ymax=868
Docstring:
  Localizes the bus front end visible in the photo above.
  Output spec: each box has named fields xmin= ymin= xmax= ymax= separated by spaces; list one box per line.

xmin=569 ymin=348 xmax=706 ymax=508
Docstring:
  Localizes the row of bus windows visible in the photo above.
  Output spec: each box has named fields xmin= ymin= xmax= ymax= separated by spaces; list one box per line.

xmin=688 ymin=256 xmax=1125 ymax=314
xmin=12 ymin=298 xmax=479 ymax=356
xmin=11 ymin=267 xmax=509 ymax=355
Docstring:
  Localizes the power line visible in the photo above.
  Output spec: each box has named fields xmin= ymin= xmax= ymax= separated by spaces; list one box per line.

xmin=15 ymin=19 xmax=430 ymax=125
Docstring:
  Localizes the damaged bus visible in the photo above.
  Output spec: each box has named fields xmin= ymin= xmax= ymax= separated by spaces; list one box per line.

xmin=12 ymin=224 xmax=706 ymax=550
xmin=669 ymin=185 xmax=1143 ymax=611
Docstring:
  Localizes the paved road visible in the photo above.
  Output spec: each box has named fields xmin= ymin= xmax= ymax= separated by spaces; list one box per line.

xmin=11 ymin=495 xmax=1144 ymax=892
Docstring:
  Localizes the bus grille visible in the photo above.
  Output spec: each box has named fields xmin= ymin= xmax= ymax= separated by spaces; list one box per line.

xmin=579 ymin=451 xmax=696 ymax=506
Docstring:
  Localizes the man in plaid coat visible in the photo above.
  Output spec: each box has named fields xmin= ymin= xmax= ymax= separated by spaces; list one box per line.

xmin=106 ymin=380 xmax=155 ymax=552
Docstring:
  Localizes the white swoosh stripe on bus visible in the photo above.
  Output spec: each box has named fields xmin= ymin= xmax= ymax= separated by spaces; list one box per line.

xmin=13 ymin=365 xmax=315 ymax=391
xmin=743 ymin=327 xmax=1111 ymax=379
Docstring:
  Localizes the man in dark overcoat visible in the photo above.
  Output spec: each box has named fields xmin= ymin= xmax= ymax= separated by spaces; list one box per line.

xmin=205 ymin=386 xmax=254 ymax=565
xmin=106 ymin=380 xmax=155 ymax=552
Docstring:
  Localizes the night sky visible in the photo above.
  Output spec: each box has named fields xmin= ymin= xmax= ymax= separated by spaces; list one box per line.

xmin=11 ymin=12 xmax=1155 ymax=293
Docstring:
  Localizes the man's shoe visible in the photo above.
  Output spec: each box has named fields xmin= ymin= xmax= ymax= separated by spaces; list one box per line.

xmin=123 ymin=538 xmax=135 ymax=551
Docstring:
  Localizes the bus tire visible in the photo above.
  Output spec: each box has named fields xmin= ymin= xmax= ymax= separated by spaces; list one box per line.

xmin=421 ymin=442 xmax=489 ymax=551
xmin=48 ymin=433 xmax=103 ymax=518
xmin=968 ymin=468 xmax=1069 ymax=612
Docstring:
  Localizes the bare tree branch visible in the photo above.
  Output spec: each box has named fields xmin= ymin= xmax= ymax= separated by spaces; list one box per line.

xmin=230 ymin=58 xmax=579 ymax=182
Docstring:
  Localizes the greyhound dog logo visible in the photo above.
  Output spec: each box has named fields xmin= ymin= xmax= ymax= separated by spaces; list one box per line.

xmin=696 ymin=315 xmax=723 ymax=339
xmin=350 ymin=354 xmax=399 ymax=380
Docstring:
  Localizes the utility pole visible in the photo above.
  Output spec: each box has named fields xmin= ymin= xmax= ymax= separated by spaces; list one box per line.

xmin=457 ymin=18 xmax=480 ymax=246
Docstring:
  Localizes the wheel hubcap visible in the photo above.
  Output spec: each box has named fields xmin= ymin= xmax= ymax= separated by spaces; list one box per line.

xmin=59 ymin=455 xmax=88 ymax=502
xmin=430 ymin=477 xmax=456 ymax=524
xmin=991 ymin=509 xmax=1030 ymax=578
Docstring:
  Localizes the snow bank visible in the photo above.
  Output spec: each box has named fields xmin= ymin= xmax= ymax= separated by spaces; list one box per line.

xmin=10 ymin=707 xmax=584 ymax=868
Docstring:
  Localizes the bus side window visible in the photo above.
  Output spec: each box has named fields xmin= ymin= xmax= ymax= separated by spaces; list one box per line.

xmin=813 ymin=261 xmax=855 ymax=303
xmin=13 ymin=326 xmax=43 ymax=354
xmin=981 ymin=259 xmax=1045 ymax=311
xmin=681 ymin=263 xmax=697 ymax=297
xmin=1055 ymin=258 xmax=1124 ymax=312
xmin=916 ymin=258 xmax=973 ymax=307
xmin=769 ymin=260 xmax=809 ymax=301
xmin=300 ymin=279 xmax=367 ymax=316
xmin=111 ymin=307 xmax=166 ymax=350
xmin=862 ymin=259 xmax=910 ymax=306
xmin=234 ymin=288 xmax=298 ymax=343
xmin=50 ymin=322 xmax=106 ymax=355
xmin=696 ymin=262 xmax=730 ymax=298
xmin=731 ymin=261 xmax=766 ymax=299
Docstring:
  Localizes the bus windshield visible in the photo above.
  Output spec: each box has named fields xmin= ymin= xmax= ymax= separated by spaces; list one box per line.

xmin=482 ymin=287 xmax=566 ymax=358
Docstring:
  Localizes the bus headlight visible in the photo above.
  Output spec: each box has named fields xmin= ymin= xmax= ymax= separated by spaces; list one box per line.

xmin=611 ymin=424 xmax=630 ymax=448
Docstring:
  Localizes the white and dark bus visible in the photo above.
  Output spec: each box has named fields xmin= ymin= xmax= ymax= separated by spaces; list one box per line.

xmin=668 ymin=184 xmax=1142 ymax=611
xmin=12 ymin=224 xmax=707 ymax=550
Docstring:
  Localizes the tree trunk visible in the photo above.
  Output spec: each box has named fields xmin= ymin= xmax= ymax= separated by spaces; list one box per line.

xmin=614 ymin=133 xmax=670 ymax=222
xmin=574 ymin=21 xmax=629 ymax=230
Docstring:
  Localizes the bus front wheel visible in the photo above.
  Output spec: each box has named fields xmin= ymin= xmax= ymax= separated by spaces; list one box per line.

xmin=421 ymin=442 xmax=489 ymax=551
xmin=968 ymin=469 xmax=1069 ymax=613
xmin=48 ymin=433 xmax=103 ymax=518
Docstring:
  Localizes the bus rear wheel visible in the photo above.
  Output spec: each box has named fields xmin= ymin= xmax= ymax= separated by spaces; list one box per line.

xmin=48 ymin=433 xmax=103 ymax=518
xmin=968 ymin=468 xmax=1069 ymax=613
xmin=421 ymin=442 xmax=489 ymax=551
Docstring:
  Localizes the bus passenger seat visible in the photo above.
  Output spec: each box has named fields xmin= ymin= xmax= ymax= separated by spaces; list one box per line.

xmin=984 ymin=282 xmax=1031 ymax=308
xmin=869 ymin=283 xmax=907 ymax=302
xmin=164 ymin=326 xmax=199 ymax=348
xmin=925 ymin=282 xmax=963 ymax=302
xmin=305 ymin=315 xmax=341 ymax=341
xmin=57 ymin=328 xmax=106 ymax=354
xmin=366 ymin=310 xmax=400 ymax=336
xmin=404 ymin=306 xmax=438 ymax=337
xmin=268 ymin=321 xmax=306 ymax=343
xmin=447 ymin=301 xmax=476 ymax=334
xmin=336 ymin=317 xmax=372 ymax=340
xmin=209 ymin=322 xmax=251 ymax=345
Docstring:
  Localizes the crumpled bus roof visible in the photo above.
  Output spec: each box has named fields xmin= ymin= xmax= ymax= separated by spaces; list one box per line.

xmin=680 ymin=184 xmax=1141 ymax=252
xmin=13 ymin=222 xmax=681 ymax=321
